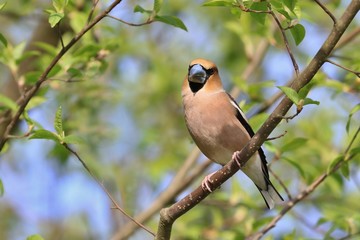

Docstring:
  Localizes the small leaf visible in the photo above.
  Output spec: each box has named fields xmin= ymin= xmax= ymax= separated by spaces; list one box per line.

xmin=290 ymin=23 xmax=306 ymax=45
xmin=30 ymin=129 xmax=60 ymax=143
xmin=340 ymin=161 xmax=350 ymax=179
xmin=24 ymin=71 xmax=41 ymax=85
xmin=26 ymin=96 xmax=47 ymax=110
xmin=53 ymin=0 xmax=68 ymax=13
xmin=283 ymin=157 xmax=306 ymax=179
xmin=27 ymin=234 xmax=45 ymax=240
xmin=250 ymin=2 xmax=268 ymax=25
xmin=350 ymin=147 xmax=360 ymax=157
xmin=48 ymin=12 xmax=64 ymax=28
xmin=298 ymin=82 xmax=315 ymax=99
xmin=153 ymin=0 xmax=163 ymax=13
xmin=303 ymin=98 xmax=320 ymax=106
xmin=33 ymin=42 xmax=58 ymax=56
xmin=48 ymin=64 xmax=62 ymax=78
xmin=0 ymin=94 xmax=17 ymax=111
xmin=0 ymin=1 xmax=6 ymax=11
xmin=327 ymin=155 xmax=344 ymax=174
xmin=346 ymin=103 xmax=360 ymax=133
xmin=54 ymin=106 xmax=63 ymax=136
xmin=133 ymin=5 xmax=151 ymax=14
xmin=154 ymin=15 xmax=187 ymax=31
xmin=203 ymin=1 xmax=233 ymax=7
xmin=67 ymin=67 xmax=83 ymax=77
xmin=0 ymin=178 xmax=4 ymax=197
xmin=283 ymin=0 xmax=296 ymax=11
xmin=0 ymin=33 xmax=7 ymax=47
xmin=277 ymin=86 xmax=300 ymax=105
xmin=281 ymin=137 xmax=308 ymax=152
xmin=63 ymin=135 xmax=85 ymax=145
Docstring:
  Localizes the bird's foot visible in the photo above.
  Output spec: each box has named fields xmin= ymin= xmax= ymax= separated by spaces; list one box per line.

xmin=232 ymin=151 xmax=242 ymax=168
xmin=201 ymin=172 xmax=216 ymax=192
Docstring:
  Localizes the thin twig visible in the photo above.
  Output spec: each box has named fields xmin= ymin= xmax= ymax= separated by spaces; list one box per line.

xmin=87 ymin=0 xmax=100 ymax=24
xmin=249 ymin=124 xmax=360 ymax=240
xmin=0 ymin=0 xmax=123 ymax=150
xmin=57 ymin=23 xmax=65 ymax=49
xmin=63 ymin=144 xmax=155 ymax=237
xmin=326 ymin=59 xmax=360 ymax=77
xmin=106 ymin=14 xmax=154 ymax=26
xmin=269 ymin=167 xmax=292 ymax=200
xmin=268 ymin=5 xmax=300 ymax=76
xmin=314 ymin=0 xmax=337 ymax=24
xmin=266 ymin=131 xmax=287 ymax=141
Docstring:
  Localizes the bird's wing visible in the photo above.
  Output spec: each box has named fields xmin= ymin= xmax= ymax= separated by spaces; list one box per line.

xmin=226 ymin=93 xmax=269 ymax=178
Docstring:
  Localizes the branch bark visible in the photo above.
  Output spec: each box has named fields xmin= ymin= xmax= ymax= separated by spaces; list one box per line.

xmin=112 ymin=29 xmax=272 ymax=240
xmin=155 ymin=1 xmax=360 ymax=239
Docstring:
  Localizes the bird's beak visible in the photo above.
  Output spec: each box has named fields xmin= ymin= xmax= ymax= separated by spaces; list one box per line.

xmin=188 ymin=64 xmax=207 ymax=84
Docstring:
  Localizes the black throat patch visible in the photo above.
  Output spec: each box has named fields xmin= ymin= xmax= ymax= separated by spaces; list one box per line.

xmin=189 ymin=81 xmax=205 ymax=93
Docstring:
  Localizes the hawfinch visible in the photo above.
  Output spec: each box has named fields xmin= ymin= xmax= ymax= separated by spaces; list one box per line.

xmin=182 ymin=58 xmax=283 ymax=209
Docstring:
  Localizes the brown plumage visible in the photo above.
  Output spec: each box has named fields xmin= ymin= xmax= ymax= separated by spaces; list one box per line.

xmin=182 ymin=58 xmax=283 ymax=209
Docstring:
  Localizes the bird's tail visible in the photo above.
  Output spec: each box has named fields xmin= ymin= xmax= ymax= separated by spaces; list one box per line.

xmin=257 ymin=182 xmax=284 ymax=209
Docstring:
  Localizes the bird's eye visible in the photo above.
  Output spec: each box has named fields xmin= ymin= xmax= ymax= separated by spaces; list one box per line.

xmin=205 ymin=68 xmax=215 ymax=76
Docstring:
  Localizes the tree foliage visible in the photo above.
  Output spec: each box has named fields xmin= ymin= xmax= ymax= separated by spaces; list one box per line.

xmin=0 ymin=0 xmax=359 ymax=239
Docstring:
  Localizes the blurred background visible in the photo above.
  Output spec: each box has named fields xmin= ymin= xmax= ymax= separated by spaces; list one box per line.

xmin=0 ymin=0 xmax=360 ymax=239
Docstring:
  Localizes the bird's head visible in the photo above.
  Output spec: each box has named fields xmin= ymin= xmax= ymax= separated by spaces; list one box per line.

xmin=187 ymin=58 xmax=219 ymax=93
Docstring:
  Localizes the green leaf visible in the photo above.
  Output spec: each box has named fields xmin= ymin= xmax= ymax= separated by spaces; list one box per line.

xmin=340 ymin=161 xmax=350 ymax=179
xmin=203 ymin=1 xmax=233 ymax=7
xmin=250 ymin=2 xmax=268 ymax=25
xmin=48 ymin=64 xmax=62 ymax=78
xmin=0 ymin=178 xmax=4 ymax=197
xmin=303 ymin=98 xmax=320 ymax=106
xmin=48 ymin=12 xmax=64 ymax=28
xmin=63 ymin=135 xmax=85 ymax=145
xmin=283 ymin=157 xmax=306 ymax=179
xmin=26 ymin=96 xmax=47 ymax=110
xmin=283 ymin=0 xmax=297 ymax=11
xmin=153 ymin=0 xmax=163 ymax=13
xmin=290 ymin=23 xmax=306 ymax=45
xmin=0 ymin=33 xmax=7 ymax=47
xmin=67 ymin=67 xmax=83 ymax=78
xmin=133 ymin=5 xmax=151 ymax=14
xmin=0 ymin=94 xmax=17 ymax=111
xmin=53 ymin=0 xmax=68 ymax=12
xmin=30 ymin=129 xmax=60 ymax=143
xmin=298 ymin=82 xmax=315 ymax=99
xmin=346 ymin=103 xmax=360 ymax=133
xmin=0 ymin=1 xmax=6 ymax=11
xmin=54 ymin=106 xmax=64 ymax=137
xmin=277 ymin=86 xmax=300 ymax=105
xmin=154 ymin=15 xmax=188 ymax=31
xmin=350 ymin=147 xmax=360 ymax=157
xmin=33 ymin=42 xmax=58 ymax=56
xmin=327 ymin=155 xmax=344 ymax=174
xmin=26 ymin=234 xmax=45 ymax=240
xmin=24 ymin=71 xmax=41 ymax=85
xmin=281 ymin=137 xmax=308 ymax=152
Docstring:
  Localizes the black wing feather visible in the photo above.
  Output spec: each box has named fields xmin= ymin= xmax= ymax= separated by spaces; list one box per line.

xmin=227 ymin=94 xmax=270 ymax=178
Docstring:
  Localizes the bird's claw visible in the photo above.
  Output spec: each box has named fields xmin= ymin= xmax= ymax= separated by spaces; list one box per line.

xmin=232 ymin=151 xmax=242 ymax=168
xmin=201 ymin=172 xmax=216 ymax=192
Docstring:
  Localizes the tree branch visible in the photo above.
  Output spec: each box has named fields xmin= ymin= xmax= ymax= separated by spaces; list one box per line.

xmin=112 ymin=30 xmax=273 ymax=240
xmin=155 ymin=1 xmax=360 ymax=239
xmin=249 ymin=125 xmax=360 ymax=240
xmin=0 ymin=0 xmax=123 ymax=151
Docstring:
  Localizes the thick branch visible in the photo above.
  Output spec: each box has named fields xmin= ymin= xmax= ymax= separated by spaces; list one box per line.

xmin=155 ymin=1 xmax=360 ymax=239
xmin=112 ymin=32 xmax=272 ymax=240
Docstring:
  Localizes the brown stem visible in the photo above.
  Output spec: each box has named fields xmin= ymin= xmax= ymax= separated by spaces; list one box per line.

xmin=155 ymin=1 xmax=360 ymax=239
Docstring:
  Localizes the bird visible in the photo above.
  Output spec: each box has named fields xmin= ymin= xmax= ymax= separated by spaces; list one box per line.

xmin=181 ymin=58 xmax=283 ymax=209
